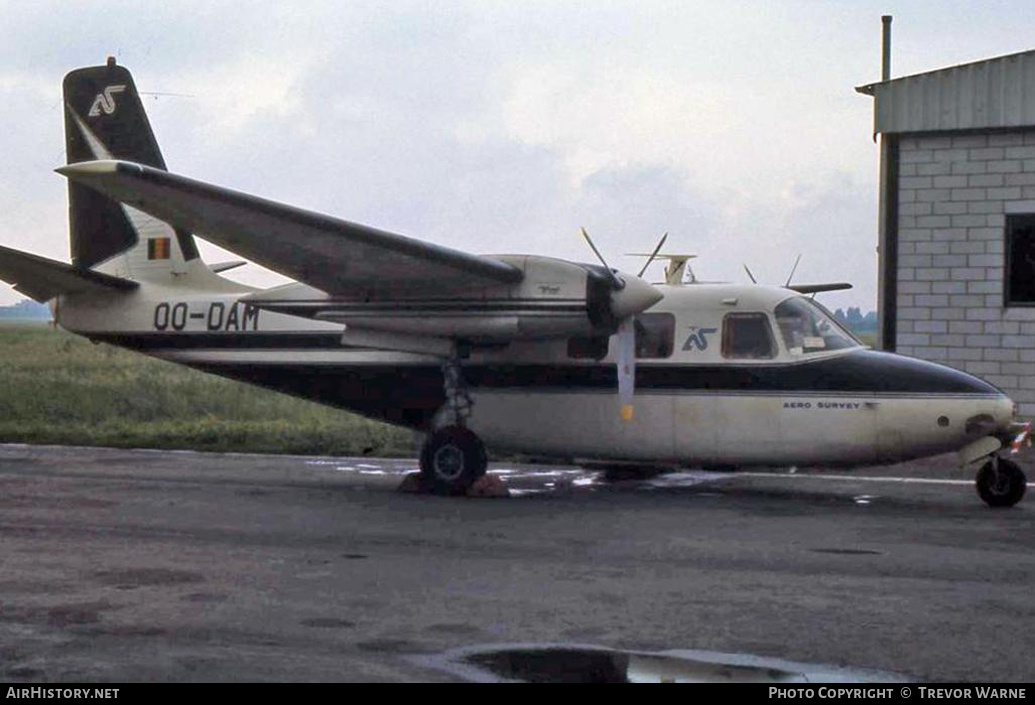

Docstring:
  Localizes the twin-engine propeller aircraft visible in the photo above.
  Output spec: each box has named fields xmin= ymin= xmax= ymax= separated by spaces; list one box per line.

xmin=0 ymin=60 xmax=1029 ymax=506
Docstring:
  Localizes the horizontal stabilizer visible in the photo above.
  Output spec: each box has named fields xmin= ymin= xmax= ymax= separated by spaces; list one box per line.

xmin=57 ymin=160 xmax=524 ymax=297
xmin=787 ymin=282 xmax=852 ymax=295
xmin=0 ymin=244 xmax=137 ymax=302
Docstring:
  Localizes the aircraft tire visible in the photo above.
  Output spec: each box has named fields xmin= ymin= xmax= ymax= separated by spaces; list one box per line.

xmin=976 ymin=457 xmax=1027 ymax=508
xmin=419 ymin=426 xmax=487 ymax=495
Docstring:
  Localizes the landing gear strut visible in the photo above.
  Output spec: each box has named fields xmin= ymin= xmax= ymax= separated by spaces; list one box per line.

xmin=976 ymin=456 xmax=1027 ymax=508
xmin=418 ymin=354 xmax=488 ymax=495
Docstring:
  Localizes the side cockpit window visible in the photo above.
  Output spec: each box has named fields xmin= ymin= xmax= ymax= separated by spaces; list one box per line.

xmin=774 ymin=296 xmax=860 ymax=356
xmin=722 ymin=313 xmax=776 ymax=359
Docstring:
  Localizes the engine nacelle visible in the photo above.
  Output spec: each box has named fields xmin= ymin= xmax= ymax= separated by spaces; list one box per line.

xmin=244 ymin=255 xmax=662 ymax=343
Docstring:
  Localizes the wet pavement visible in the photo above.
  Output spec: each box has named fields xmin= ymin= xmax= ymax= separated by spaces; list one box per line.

xmin=0 ymin=444 xmax=1032 ymax=682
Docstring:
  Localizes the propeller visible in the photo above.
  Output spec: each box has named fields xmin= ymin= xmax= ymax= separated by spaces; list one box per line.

xmin=785 ymin=254 xmax=802 ymax=287
xmin=626 ymin=236 xmax=699 ymax=286
xmin=616 ymin=316 xmax=636 ymax=421
xmin=580 ymin=227 xmax=624 ymax=290
xmin=636 ymin=232 xmax=668 ymax=278
xmin=580 ymin=227 xmax=664 ymax=421
xmin=743 ymin=263 xmax=758 ymax=284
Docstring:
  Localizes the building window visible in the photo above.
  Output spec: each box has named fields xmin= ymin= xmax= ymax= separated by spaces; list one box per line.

xmin=635 ymin=313 xmax=675 ymax=359
xmin=722 ymin=313 xmax=776 ymax=359
xmin=1007 ymin=214 xmax=1035 ymax=306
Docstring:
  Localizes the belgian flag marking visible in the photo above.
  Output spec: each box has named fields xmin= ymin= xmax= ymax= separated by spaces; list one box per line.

xmin=148 ymin=237 xmax=170 ymax=260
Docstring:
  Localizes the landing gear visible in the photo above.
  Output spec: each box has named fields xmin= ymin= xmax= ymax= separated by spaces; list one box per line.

xmin=419 ymin=425 xmax=487 ymax=495
xmin=976 ymin=456 xmax=1027 ymax=508
xmin=418 ymin=353 xmax=488 ymax=495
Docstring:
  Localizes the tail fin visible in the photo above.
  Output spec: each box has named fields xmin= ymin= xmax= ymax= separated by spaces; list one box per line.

xmin=63 ymin=58 xmax=200 ymax=277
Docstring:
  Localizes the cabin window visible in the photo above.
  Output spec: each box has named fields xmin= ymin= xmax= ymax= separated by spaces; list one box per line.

xmin=635 ymin=313 xmax=675 ymax=359
xmin=568 ymin=336 xmax=609 ymax=360
xmin=721 ymin=313 xmax=776 ymax=359
xmin=1006 ymin=214 xmax=1035 ymax=306
xmin=774 ymin=296 xmax=859 ymax=355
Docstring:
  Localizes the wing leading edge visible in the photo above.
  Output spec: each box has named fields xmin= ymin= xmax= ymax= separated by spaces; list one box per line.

xmin=56 ymin=160 xmax=524 ymax=297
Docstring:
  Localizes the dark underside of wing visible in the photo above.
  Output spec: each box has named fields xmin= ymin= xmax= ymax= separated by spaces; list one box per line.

xmin=57 ymin=160 xmax=523 ymax=297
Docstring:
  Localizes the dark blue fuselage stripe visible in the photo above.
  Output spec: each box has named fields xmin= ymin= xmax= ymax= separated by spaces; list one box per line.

xmin=89 ymin=333 xmax=1005 ymax=397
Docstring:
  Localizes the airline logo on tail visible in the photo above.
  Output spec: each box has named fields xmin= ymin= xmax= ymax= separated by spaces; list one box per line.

xmin=88 ymin=85 xmax=126 ymax=117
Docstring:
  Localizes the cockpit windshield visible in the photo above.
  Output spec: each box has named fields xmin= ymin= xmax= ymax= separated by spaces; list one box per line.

xmin=774 ymin=297 xmax=862 ymax=356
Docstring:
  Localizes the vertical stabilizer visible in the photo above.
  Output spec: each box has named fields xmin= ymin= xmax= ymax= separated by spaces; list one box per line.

xmin=63 ymin=58 xmax=200 ymax=277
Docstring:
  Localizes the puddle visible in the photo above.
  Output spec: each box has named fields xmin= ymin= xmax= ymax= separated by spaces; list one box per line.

xmin=642 ymin=471 xmax=728 ymax=489
xmin=416 ymin=644 xmax=913 ymax=683
xmin=507 ymin=489 xmax=548 ymax=497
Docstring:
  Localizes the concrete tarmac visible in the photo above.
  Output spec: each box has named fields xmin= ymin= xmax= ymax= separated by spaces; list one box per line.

xmin=0 ymin=444 xmax=1032 ymax=682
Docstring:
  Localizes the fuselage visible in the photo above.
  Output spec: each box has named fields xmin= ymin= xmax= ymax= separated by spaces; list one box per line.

xmin=56 ymin=280 xmax=1015 ymax=468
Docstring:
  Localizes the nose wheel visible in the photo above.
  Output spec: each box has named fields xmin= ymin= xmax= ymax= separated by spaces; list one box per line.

xmin=419 ymin=425 xmax=487 ymax=495
xmin=976 ymin=456 xmax=1027 ymax=508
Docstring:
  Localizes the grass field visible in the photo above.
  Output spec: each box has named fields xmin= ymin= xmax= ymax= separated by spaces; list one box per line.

xmin=0 ymin=322 xmax=418 ymax=456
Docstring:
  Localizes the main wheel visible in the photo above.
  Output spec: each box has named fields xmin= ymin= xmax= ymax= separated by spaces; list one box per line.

xmin=419 ymin=426 xmax=487 ymax=495
xmin=976 ymin=457 xmax=1027 ymax=508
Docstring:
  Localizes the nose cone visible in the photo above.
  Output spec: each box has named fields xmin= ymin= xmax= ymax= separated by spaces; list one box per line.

xmin=968 ymin=394 xmax=1017 ymax=435
xmin=611 ymin=273 xmax=663 ymax=318
xmin=865 ymin=350 xmax=1016 ymax=430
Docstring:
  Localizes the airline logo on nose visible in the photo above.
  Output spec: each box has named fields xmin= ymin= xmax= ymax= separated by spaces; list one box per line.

xmin=88 ymin=85 xmax=126 ymax=117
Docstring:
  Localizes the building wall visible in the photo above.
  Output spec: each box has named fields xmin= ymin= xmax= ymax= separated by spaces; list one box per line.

xmin=895 ymin=130 xmax=1035 ymax=417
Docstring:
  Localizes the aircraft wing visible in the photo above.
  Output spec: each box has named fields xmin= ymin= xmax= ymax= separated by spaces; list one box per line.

xmin=0 ymin=243 xmax=137 ymax=302
xmin=56 ymin=160 xmax=524 ymax=297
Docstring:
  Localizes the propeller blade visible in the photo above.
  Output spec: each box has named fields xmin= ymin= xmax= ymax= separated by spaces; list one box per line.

xmin=743 ymin=263 xmax=757 ymax=284
xmin=636 ymin=232 xmax=668 ymax=278
xmin=785 ymin=254 xmax=802 ymax=287
xmin=580 ymin=227 xmax=624 ymax=289
xmin=616 ymin=316 xmax=636 ymax=421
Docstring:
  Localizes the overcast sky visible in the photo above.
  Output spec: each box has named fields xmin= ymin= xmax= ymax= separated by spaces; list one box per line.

xmin=3 ymin=0 xmax=1035 ymax=310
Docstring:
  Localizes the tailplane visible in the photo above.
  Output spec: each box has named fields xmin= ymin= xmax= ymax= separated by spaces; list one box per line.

xmin=0 ymin=243 xmax=136 ymax=303
xmin=63 ymin=57 xmax=201 ymax=278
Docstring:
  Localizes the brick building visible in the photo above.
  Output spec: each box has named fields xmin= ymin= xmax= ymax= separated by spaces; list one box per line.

xmin=858 ymin=50 xmax=1035 ymax=417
